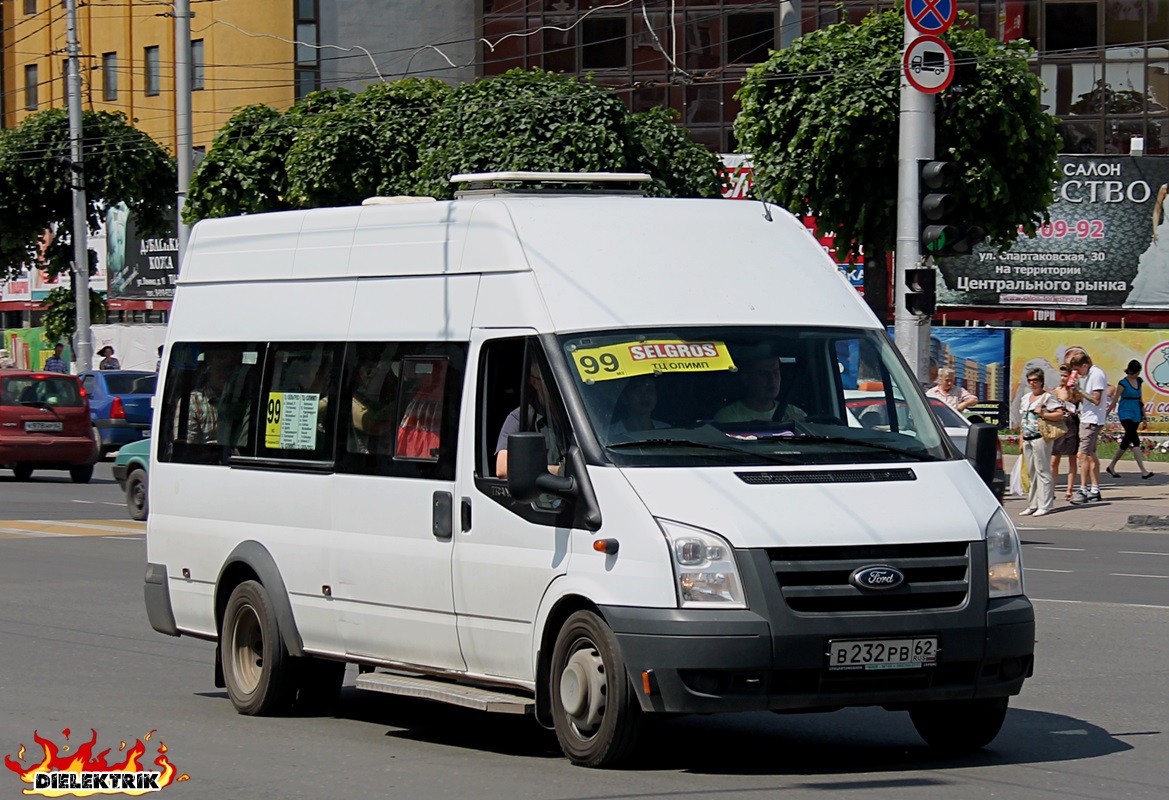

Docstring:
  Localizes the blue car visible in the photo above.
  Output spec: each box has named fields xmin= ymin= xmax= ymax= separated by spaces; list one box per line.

xmin=79 ymin=370 xmax=157 ymax=455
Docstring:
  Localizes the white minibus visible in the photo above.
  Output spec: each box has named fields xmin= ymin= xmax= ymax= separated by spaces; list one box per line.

xmin=144 ymin=173 xmax=1033 ymax=767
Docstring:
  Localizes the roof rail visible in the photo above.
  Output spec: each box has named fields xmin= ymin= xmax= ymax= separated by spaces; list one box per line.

xmin=449 ymin=171 xmax=651 ymax=198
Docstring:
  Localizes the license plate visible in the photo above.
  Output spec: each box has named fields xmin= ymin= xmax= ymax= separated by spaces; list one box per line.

xmin=24 ymin=421 xmax=63 ymax=432
xmin=828 ymin=637 xmax=937 ymax=671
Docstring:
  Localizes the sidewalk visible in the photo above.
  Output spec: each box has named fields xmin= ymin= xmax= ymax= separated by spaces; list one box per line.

xmin=1002 ymin=454 xmax=1169 ymax=531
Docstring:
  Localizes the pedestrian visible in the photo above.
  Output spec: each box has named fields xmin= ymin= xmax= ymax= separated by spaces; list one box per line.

xmin=43 ymin=343 xmax=68 ymax=374
xmin=1050 ymin=364 xmax=1081 ymax=501
xmin=1067 ymin=351 xmax=1108 ymax=503
xmin=1019 ymin=367 xmax=1066 ymax=517
xmin=97 ymin=346 xmax=121 ymax=371
xmin=155 ymin=344 xmax=164 ymax=372
xmin=1105 ymin=359 xmax=1154 ymax=479
xmin=926 ymin=367 xmax=978 ymax=412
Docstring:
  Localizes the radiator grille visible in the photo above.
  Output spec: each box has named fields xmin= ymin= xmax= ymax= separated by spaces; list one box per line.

xmin=769 ymin=541 xmax=970 ymax=613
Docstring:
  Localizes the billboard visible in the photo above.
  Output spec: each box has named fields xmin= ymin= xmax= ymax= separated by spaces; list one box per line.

xmin=106 ymin=202 xmax=178 ymax=301
xmin=937 ymin=155 xmax=1169 ymax=309
xmin=1009 ymin=328 xmax=1169 ymax=430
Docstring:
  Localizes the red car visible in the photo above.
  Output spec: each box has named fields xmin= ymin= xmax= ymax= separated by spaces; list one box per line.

xmin=0 ymin=370 xmax=99 ymax=483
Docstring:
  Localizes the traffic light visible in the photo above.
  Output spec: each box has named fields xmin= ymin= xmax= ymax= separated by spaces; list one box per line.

xmin=918 ymin=160 xmax=986 ymax=257
xmin=905 ymin=267 xmax=937 ymax=317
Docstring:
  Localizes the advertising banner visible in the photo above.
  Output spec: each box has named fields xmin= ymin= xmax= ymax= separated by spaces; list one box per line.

xmin=938 ymin=155 xmax=1169 ymax=309
xmin=928 ymin=327 xmax=1009 ymax=402
xmin=106 ymin=202 xmax=178 ymax=300
xmin=1009 ymin=328 xmax=1169 ymax=430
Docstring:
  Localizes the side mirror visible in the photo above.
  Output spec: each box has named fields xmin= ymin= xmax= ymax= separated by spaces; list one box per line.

xmin=506 ymin=431 xmax=574 ymax=502
xmin=965 ymin=423 xmax=998 ymax=487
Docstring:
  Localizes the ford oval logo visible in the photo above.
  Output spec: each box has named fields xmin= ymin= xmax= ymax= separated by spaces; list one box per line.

xmin=850 ymin=565 xmax=906 ymax=591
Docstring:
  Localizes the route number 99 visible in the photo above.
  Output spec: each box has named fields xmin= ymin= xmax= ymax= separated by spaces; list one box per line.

xmin=579 ymin=353 xmax=620 ymax=375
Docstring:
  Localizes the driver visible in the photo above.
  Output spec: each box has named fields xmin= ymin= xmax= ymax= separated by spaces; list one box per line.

xmin=715 ymin=355 xmax=806 ymax=424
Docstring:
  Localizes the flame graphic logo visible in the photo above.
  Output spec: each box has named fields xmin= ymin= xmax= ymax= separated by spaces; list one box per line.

xmin=4 ymin=729 xmax=189 ymax=796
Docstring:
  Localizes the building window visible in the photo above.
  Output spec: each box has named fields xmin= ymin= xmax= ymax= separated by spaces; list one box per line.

xmin=296 ymin=70 xmax=320 ymax=98
xmin=726 ymin=13 xmax=775 ymax=66
xmin=294 ymin=1 xmax=319 ymax=99
xmin=102 ymin=52 xmax=117 ymax=101
xmin=24 ymin=64 xmax=38 ymax=110
xmin=145 ymin=45 xmax=160 ymax=96
xmin=191 ymin=39 xmax=204 ymax=91
xmin=581 ymin=17 xmax=627 ymax=69
xmin=23 ymin=0 xmax=36 ymax=15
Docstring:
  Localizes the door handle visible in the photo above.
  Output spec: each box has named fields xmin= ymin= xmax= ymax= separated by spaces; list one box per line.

xmin=432 ymin=491 xmax=453 ymax=540
xmin=461 ymin=497 xmax=472 ymax=532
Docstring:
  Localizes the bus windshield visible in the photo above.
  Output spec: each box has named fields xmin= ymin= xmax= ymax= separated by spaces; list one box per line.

xmin=558 ymin=326 xmax=952 ymax=468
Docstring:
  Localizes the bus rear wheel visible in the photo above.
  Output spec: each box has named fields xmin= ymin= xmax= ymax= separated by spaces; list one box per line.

xmin=221 ymin=580 xmax=296 ymax=716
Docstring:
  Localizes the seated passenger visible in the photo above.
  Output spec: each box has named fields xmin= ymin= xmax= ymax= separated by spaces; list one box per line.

xmin=609 ymin=375 xmax=669 ymax=437
xmin=496 ymin=363 xmax=560 ymax=479
xmin=715 ymin=355 xmax=806 ymax=424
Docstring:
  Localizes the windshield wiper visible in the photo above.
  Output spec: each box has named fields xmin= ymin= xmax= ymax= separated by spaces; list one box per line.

xmin=606 ymin=438 xmax=796 ymax=464
xmin=768 ymin=434 xmax=940 ymax=460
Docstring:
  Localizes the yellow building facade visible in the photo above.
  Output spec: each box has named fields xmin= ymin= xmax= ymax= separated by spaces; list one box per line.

xmin=2 ymin=0 xmax=309 ymax=151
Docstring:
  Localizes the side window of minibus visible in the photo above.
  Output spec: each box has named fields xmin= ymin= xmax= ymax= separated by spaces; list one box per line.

xmin=475 ymin=337 xmax=575 ymax=520
xmin=158 ymin=342 xmax=263 ymax=465
xmin=256 ymin=342 xmax=343 ymax=464
xmin=335 ymin=341 xmax=466 ymax=481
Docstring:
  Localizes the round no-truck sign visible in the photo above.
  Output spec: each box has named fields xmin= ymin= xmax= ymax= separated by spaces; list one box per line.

xmin=903 ymin=36 xmax=954 ymax=94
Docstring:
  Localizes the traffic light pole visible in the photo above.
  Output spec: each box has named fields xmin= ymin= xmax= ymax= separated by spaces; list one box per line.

xmin=894 ymin=18 xmax=934 ymax=383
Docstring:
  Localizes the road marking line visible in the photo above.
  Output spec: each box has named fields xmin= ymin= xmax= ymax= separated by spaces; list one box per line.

xmin=1109 ymin=573 xmax=1169 ymax=579
xmin=1119 ymin=551 xmax=1169 ymax=557
xmin=1032 ymin=546 xmax=1085 ymax=552
xmin=1025 ymin=568 xmax=1073 ymax=573
xmin=105 ymin=536 xmax=145 ymax=541
xmin=0 ymin=520 xmax=146 ymax=538
xmin=1035 ymin=598 xmax=1169 ymax=611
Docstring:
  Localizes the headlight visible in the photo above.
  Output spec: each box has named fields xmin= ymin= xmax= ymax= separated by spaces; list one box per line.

xmin=986 ymin=508 xmax=1024 ymax=598
xmin=657 ymin=519 xmax=747 ymax=609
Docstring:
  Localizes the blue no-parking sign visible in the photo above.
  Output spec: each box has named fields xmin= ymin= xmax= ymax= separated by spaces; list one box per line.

xmin=907 ymin=0 xmax=956 ymax=34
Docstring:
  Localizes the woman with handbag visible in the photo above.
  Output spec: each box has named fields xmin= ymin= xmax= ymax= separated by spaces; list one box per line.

xmin=1050 ymin=365 xmax=1081 ymax=501
xmin=1105 ymin=360 xmax=1153 ymax=479
xmin=1019 ymin=367 xmax=1066 ymax=517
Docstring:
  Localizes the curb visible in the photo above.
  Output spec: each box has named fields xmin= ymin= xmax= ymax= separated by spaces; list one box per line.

xmin=1125 ymin=515 xmax=1169 ymax=531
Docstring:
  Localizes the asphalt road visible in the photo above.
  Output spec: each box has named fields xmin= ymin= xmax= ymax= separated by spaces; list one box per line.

xmin=0 ymin=466 xmax=1166 ymax=798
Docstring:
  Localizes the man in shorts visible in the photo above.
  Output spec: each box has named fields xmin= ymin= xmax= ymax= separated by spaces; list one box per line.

xmin=1068 ymin=351 xmax=1107 ymax=503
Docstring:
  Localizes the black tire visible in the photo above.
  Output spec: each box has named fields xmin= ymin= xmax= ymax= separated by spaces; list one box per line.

xmin=909 ymin=697 xmax=1009 ymax=752
xmin=550 ymin=610 xmax=642 ymax=767
xmin=293 ymin=657 xmax=346 ymax=714
xmin=69 ymin=464 xmax=94 ymax=484
xmin=125 ymin=469 xmax=148 ymax=521
xmin=12 ymin=465 xmax=32 ymax=481
xmin=220 ymin=580 xmax=297 ymax=716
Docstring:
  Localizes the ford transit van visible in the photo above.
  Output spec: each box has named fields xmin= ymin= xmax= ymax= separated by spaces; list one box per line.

xmin=144 ymin=172 xmax=1033 ymax=767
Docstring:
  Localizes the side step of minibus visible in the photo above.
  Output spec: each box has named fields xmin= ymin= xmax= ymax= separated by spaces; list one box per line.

xmin=355 ymin=671 xmax=535 ymax=715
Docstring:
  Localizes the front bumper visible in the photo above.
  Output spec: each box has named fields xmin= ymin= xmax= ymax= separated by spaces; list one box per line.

xmin=601 ymin=546 xmax=1034 ymax=715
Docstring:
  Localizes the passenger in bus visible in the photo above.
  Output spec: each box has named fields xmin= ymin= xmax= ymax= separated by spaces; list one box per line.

xmin=715 ymin=354 xmax=806 ymax=424
xmin=608 ymin=375 xmax=669 ymax=438
xmin=183 ymin=351 xmax=236 ymax=445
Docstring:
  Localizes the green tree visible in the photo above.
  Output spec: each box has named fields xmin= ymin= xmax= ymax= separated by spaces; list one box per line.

xmin=188 ymin=71 xmax=721 ymax=221
xmin=285 ymin=79 xmax=452 ymax=207
xmin=417 ymin=69 xmax=720 ymax=199
xmin=735 ymin=9 xmax=1062 ymax=323
xmin=41 ymin=286 xmax=107 ymax=347
xmin=0 ymin=108 xmax=175 ymax=279
xmin=183 ymin=89 xmax=354 ymax=223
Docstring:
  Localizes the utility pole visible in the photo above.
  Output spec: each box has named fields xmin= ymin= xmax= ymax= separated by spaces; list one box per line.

xmin=174 ymin=0 xmax=193 ymax=265
xmin=65 ymin=0 xmax=91 ymax=372
xmin=893 ymin=16 xmax=933 ymax=382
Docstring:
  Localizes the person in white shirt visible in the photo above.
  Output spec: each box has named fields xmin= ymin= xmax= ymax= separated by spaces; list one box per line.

xmin=1067 ymin=351 xmax=1107 ymax=503
xmin=926 ymin=367 xmax=978 ymax=412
